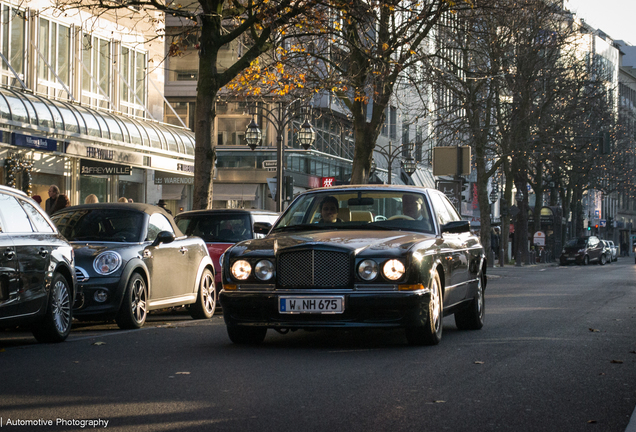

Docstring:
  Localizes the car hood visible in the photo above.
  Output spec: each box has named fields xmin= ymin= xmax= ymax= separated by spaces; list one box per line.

xmin=229 ymin=230 xmax=437 ymax=257
xmin=71 ymin=242 xmax=139 ymax=261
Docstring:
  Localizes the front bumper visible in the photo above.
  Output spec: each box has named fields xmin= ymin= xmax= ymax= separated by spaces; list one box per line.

xmin=219 ymin=289 xmax=432 ymax=329
xmin=73 ymin=276 xmax=124 ymax=318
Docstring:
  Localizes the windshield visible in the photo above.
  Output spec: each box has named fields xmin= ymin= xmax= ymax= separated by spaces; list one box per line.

xmin=176 ymin=213 xmax=252 ymax=243
xmin=52 ymin=209 xmax=144 ymax=242
xmin=564 ymin=238 xmax=587 ymax=248
xmin=273 ymin=190 xmax=435 ymax=234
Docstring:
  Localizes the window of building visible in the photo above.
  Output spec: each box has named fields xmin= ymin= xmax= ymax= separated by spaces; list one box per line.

xmin=120 ymin=46 xmax=147 ymax=117
xmin=81 ymin=33 xmax=111 ymax=109
xmin=0 ymin=6 xmax=25 ymax=87
xmin=37 ymin=18 xmax=71 ymax=99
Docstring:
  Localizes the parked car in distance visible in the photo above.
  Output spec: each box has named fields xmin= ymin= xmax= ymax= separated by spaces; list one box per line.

xmin=0 ymin=185 xmax=76 ymax=342
xmin=606 ymin=240 xmax=618 ymax=262
xmin=174 ymin=209 xmax=279 ymax=288
xmin=51 ymin=203 xmax=215 ymax=329
xmin=220 ymin=185 xmax=486 ymax=346
xmin=559 ymin=236 xmax=604 ymax=265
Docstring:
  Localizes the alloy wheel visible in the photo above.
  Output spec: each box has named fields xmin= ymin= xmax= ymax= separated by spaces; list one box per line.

xmin=52 ymin=280 xmax=71 ymax=334
xmin=131 ymin=279 xmax=147 ymax=323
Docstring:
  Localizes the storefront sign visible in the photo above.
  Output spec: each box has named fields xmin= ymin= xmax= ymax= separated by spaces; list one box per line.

xmin=177 ymin=163 xmax=194 ymax=173
xmin=80 ymin=160 xmax=132 ymax=175
xmin=154 ymin=171 xmax=194 ymax=185
xmin=12 ymin=133 xmax=58 ymax=151
xmin=321 ymin=177 xmax=335 ymax=187
xmin=533 ymin=231 xmax=546 ymax=246
xmin=66 ymin=143 xmax=143 ymax=165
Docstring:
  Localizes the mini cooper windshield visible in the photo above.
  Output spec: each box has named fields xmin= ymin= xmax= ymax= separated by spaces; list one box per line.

xmin=52 ymin=209 xmax=144 ymax=242
xmin=273 ymin=190 xmax=436 ymax=234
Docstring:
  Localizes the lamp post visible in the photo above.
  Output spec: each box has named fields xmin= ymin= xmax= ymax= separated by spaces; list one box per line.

xmin=489 ymin=187 xmax=499 ymax=268
xmin=372 ymin=141 xmax=417 ymax=184
xmin=245 ymin=100 xmax=315 ymax=212
xmin=515 ymin=188 xmax=524 ymax=267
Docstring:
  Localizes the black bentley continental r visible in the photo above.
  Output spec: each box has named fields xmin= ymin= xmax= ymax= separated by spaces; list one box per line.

xmin=219 ymin=186 xmax=486 ymax=346
xmin=51 ymin=203 xmax=215 ymax=329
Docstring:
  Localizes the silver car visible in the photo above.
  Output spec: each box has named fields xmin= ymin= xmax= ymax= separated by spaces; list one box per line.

xmin=606 ymin=240 xmax=618 ymax=262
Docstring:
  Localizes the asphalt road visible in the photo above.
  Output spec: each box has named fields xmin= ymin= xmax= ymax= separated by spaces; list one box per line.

xmin=1 ymin=259 xmax=635 ymax=432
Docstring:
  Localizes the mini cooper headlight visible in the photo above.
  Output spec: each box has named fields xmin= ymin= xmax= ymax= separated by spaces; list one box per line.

xmin=255 ymin=260 xmax=274 ymax=281
xmin=231 ymin=260 xmax=252 ymax=280
xmin=383 ymin=259 xmax=405 ymax=281
xmin=358 ymin=259 xmax=379 ymax=281
xmin=93 ymin=251 xmax=122 ymax=275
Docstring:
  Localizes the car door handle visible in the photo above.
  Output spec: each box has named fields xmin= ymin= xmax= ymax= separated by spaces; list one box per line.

xmin=179 ymin=247 xmax=188 ymax=255
xmin=3 ymin=249 xmax=15 ymax=260
xmin=39 ymin=249 xmax=49 ymax=258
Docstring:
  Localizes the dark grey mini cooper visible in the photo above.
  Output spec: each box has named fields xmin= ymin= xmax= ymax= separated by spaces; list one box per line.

xmin=51 ymin=203 xmax=215 ymax=329
xmin=220 ymin=185 xmax=486 ymax=346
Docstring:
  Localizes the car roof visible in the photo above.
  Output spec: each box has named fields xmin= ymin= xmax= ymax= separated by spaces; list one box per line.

xmin=0 ymin=185 xmax=28 ymax=197
xmin=303 ymin=185 xmax=431 ymax=194
xmin=175 ymin=209 xmax=279 ymax=217
xmin=52 ymin=203 xmax=183 ymax=236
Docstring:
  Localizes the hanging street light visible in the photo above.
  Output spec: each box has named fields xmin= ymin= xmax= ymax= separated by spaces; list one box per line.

xmin=245 ymin=118 xmax=262 ymax=151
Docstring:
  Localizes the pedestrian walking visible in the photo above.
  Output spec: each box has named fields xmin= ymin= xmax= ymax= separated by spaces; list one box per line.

xmin=50 ymin=194 xmax=70 ymax=215
xmin=45 ymin=185 xmax=60 ymax=215
xmin=491 ymin=228 xmax=500 ymax=261
xmin=85 ymin=194 xmax=99 ymax=204
xmin=157 ymin=199 xmax=172 ymax=215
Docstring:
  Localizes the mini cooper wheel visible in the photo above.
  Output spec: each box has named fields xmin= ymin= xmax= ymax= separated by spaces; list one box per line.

xmin=405 ymin=269 xmax=443 ymax=346
xmin=600 ymin=254 xmax=607 ymax=265
xmin=32 ymin=273 xmax=72 ymax=343
xmin=116 ymin=273 xmax=147 ymax=329
xmin=189 ymin=268 xmax=216 ymax=319
xmin=455 ymin=270 xmax=485 ymax=330
xmin=226 ymin=325 xmax=267 ymax=344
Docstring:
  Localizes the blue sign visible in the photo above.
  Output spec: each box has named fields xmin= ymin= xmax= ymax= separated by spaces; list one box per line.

xmin=12 ymin=133 xmax=57 ymax=151
xmin=600 ymin=219 xmax=606 ymax=227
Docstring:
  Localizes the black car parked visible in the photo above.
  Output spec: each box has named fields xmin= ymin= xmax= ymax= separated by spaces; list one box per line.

xmin=51 ymin=203 xmax=215 ymax=329
xmin=220 ymin=185 xmax=486 ymax=346
xmin=560 ymin=236 xmax=604 ymax=265
xmin=0 ymin=185 xmax=76 ymax=342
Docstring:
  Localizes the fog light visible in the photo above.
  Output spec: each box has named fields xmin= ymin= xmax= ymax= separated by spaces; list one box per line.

xmin=94 ymin=290 xmax=108 ymax=303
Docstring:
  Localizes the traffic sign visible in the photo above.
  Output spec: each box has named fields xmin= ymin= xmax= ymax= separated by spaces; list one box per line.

xmin=262 ymin=160 xmax=277 ymax=170
xmin=600 ymin=219 xmax=606 ymax=227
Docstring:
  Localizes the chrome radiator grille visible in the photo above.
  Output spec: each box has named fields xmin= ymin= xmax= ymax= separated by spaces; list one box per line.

xmin=278 ymin=250 xmax=351 ymax=288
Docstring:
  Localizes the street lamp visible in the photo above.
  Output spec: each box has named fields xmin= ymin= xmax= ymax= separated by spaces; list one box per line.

xmin=373 ymin=141 xmax=418 ymax=184
xmin=245 ymin=100 xmax=315 ymax=212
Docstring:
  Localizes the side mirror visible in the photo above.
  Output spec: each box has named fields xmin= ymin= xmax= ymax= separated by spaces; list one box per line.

xmin=441 ymin=220 xmax=470 ymax=234
xmin=253 ymin=222 xmax=272 ymax=236
xmin=152 ymin=230 xmax=175 ymax=246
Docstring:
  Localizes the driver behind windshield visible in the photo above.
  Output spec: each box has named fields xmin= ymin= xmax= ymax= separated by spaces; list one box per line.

xmin=319 ymin=196 xmax=342 ymax=223
xmin=402 ymin=194 xmax=424 ymax=219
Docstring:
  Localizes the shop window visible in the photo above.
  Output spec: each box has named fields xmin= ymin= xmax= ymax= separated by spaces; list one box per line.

xmin=36 ymin=18 xmax=70 ymax=100
xmin=0 ymin=6 xmax=25 ymax=88
xmin=81 ymin=34 xmax=111 ymax=110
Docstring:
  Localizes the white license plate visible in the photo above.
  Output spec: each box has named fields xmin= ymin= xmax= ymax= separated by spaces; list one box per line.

xmin=279 ymin=296 xmax=344 ymax=314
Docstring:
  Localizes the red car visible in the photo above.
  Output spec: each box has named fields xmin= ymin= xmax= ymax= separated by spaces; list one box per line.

xmin=175 ymin=209 xmax=279 ymax=289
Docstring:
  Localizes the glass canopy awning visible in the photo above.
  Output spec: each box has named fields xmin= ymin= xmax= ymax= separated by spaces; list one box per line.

xmin=0 ymin=87 xmax=195 ymax=156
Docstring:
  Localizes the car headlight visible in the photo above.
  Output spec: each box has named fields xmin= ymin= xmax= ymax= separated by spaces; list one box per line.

xmin=93 ymin=251 xmax=122 ymax=275
xmin=231 ymin=260 xmax=251 ymax=280
xmin=358 ymin=259 xmax=379 ymax=281
xmin=578 ymin=249 xmax=585 ymax=253
xmin=383 ymin=259 xmax=405 ymax=281
xmin=561 ymin=249 xmax=566 ymax=254
xmin=255 ymin=260 xmax=274 ymax=281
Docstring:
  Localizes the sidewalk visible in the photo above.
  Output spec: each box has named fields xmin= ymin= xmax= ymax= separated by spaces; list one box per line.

xmin=486 ymin=260 xmax=557 ymax=278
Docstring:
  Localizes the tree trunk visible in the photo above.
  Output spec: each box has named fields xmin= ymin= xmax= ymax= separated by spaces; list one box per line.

xmin=193 ymin=20 xmax=220 ymax=210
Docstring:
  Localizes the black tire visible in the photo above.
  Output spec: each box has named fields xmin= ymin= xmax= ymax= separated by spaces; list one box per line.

xmin=600 ymin=254 xmax=607 ymax=265
xmin=583 ymin=255 xmax=589 ymax=266
xmin=455 ymin=270 xmax=485 ymax=330
xmin=32 ymin=273 xmax=72 ymax=343
xmin=226 ymin=325 xmax=267 ymax=344
xmin=189 ymin=268 xmax=216 ymax=319
xmin=115 ymin=273 xmax=147 ymax=329
xmin=405 ymin=269 xmax=443 ymax=346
